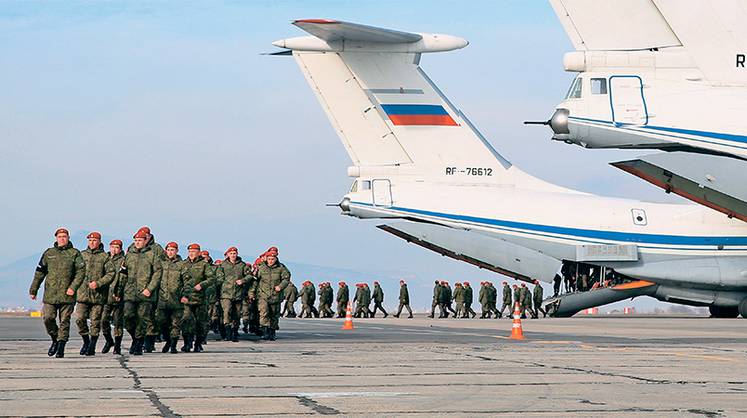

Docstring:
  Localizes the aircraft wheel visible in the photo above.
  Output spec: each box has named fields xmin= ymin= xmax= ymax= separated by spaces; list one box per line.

xmin=738 ymin=299 xmax=747 ymax=319
xmin=709 ymin=305 xmax=739 ymax=318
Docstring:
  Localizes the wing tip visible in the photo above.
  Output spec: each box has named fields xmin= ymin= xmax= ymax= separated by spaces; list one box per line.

xmin=293 ymin=19 xmax=340 ymax=25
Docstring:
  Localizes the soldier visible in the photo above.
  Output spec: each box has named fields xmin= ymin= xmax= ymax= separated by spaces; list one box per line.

xmin=370 ymin=281 xmax=388 ymax=318
xmin=249 ymin=247 xmax=290 ymax=341
xmin=336 ymin=281 xmax=349 ymax=318
xmin=75 ymin=232 xmax=112 ymax=356
xmin=29 ymin=228 xmax=85 ymax=358
xmin=428 ymin=280 xmax=441 ymax=318
xmin=242 ymin=252 xmax=266 ymax=334
xmin=308 ymin=281 xmax=319 ymax=318
xmin=393 ymin=280 xmax=413 ymax=318
xmin=181 ymin=243 xmax=215 ymax=353
xmin=317 ymin=282 xmax=331 ymax=318
xmin=219 ymin=247 xmax=250 ymax=342
xmin=324 ymin=282 xmax=335 ymax=317
xmin=520 ymin=283 xmax=533 ymax=319
xmin=452 ymin=282 xmax=464 ymax=319
xmin=281 ymin=280 xmax=298 ymax=318
xmin=128 ymin=227 xmax=165 ymax=352
xmin=462 ymin=282 xmax=477 ymax=318
xmin=512 ymin=284 xmax=521 ymax=315
xmin=479 ymin=282 xmax=490 ymax=318
xmin=201 ymin=251 xmax=222 ymax=340
xmin=354 ymin=283 xmax=371 ymax=318
xmin=122 ymin=229 xmax=162 ymax=355
xmin=488 ymin=282 xmax=499 ymax=318
xmin=498 ymin=281 xmax=512 ymax=318
xmin=157 ymin=242 xmax=190 ymax=353
xmin=533 ymin=280 xmax=546 ymax=318
xmin=299 ymin=281 xmax=314 ymax=318
xmin=101 ymin=240 xmax=126 ymax=354
xmin=553 ymin=273 xmax=562 ymax=297
xmin=440 ymin=281 xmax=455 ymax=318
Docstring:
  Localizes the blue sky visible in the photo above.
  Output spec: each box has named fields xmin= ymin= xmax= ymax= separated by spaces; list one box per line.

xmin=1 ymin=1 xmax=681 ymax=300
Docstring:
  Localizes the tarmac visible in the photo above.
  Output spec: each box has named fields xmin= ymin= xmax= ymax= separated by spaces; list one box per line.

xmin=0 ymin=315 xmax=746 ymax=417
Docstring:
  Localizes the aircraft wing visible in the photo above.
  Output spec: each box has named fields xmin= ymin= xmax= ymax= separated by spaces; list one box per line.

xmin=292 ymin=19 xmax=423 ymax=43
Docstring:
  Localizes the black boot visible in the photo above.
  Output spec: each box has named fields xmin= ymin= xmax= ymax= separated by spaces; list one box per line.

xmin=79 ymin=335 xmax=90 ymax=356
xmin=231 ymin=327 xmax=239 ymax=342
xmin=169 ymin=338 xmax=179 ymax=354
xmin=85 ymin=336 xmax=98 ymax=356
xmin=101 ymin=332 xmax=114 ymax=354
xmin=128 ymin=334 xmax=137 ymax=354
xmin=161 ymin=337 xmax=171 ymax=353
xmin=47 ymin=337 xmax=58 ymax=357
xmin=269 ymin=328 xmax=277 ymax=341
xmin=242 ymin=322 xmax=248 ymax=334
xmin=181 ymin=335 xmax=192 ymax=352
xmin=194 ymin=339 xmax=204 ymax=353
xmin=113 ymin=336 xmax=122 ymax=355
xmin=260 ymin=327 xmax=270 ymax=341
xmin=55 ymin=341 xmax=66 ymax=358
xmin=143 ymin=336 xmax=155 ymax=353
xmin=133 ymin=338 xmax=143 ymax=356
xmin=222 ymin=326 xmax=229 ymax=341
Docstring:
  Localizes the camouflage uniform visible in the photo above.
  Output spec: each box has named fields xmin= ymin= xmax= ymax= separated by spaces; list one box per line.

xmin=354 ymin=285 xmax=371 ymax=318
xmin=429 ymin=282 xmax=442 ymax=318
xmin=453 ymin=284 xmax=465 ymax=318
xmin=488 ymin=283 xmax=499 ymax=317
xmin=208 ymin=262 xmax=223 ymax=336
xmin=249 ymin=259 xmax=290 ymax=339
xmin=370 ymin=283 xmax=388 ymax=318
xmin=533 ymin=283 xmax=545 ymax=318
xmin=77 ymin=244 xmax=112 ymax=339
xmin=499 ymin=283 xmax=512 ymax=318
xmin=121 ymin=244 xmax=162 ymax=352
xmin=520 ymin=285 xmax=533 ymax=318
xmin=395 ymin=283 xmax=413 ymax=318
xmin=181 ymin=256 xmax=215 ymax=350
xmin=336 ymin=284 xmax=349 ymax=318
xmin=29 ymin=242 xmax=85 ymax=349
xmin=463 ymin=284 xmax=477 ymax=318
xmin=157 ymin=255 xmax=190 ymax=343
xmin=129 ymin=239 xmax=165 ymax=342
xmin=281 ymin=282 xmax=298 ymax=318
xmin=219 ymin=257 xmax=250 ymax=338
xmin=101 ymin=252 xmax=126 ymax=349
xmin=479 ymin=283 xmax=490 ymax=318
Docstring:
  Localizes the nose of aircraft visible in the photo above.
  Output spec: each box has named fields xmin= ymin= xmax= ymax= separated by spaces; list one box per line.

xmin=549 ymin=108 xmax=570 ymax=135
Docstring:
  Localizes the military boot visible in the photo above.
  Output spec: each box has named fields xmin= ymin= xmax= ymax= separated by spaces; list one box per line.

xmin=161 ymin=337 xmax=171 ymax=353
xmin=242 ymin=321 xmax=248 ymax=334
xmin=169 ymin=338 xmax=179 ymax=354
xmin=194 ymin=339 xmax=204 ymax=353
xmin=221 ymin=325 xmax=228 ymax=341
xmin=113 ymin=336 xmax=123 ymax=355
xmin=101 ymin=332 xmax=114 ymax=354
xmin=260 ymin=327 xmax=270 ymax=341
xmin=132 ymin=338 xmax=143 ymax=356
xmin=79 ymin=335 xmax=90 ymax=356
xmin=268 ymin=329 xmax=277 ymax=341
xmin=143 ymin=336 xmax=155 ymax=353
xmin=55 ymin=341 xmax=67 ymax=358
xmin=47 ymin=337 xmax=58 ymax=357
xmin=85 ymin=336 xmax=98 ymax=356
xmin=231 ymin=327 xmax=239 ymax=342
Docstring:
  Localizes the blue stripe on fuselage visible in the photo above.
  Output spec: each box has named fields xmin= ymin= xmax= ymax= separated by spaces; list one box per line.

xmin=352 ymin=202 xmax=747 ymax=247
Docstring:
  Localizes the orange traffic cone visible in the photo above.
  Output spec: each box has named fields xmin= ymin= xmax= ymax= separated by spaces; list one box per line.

xmin=509 ymin=302 xmax=524 ymax=340
xmin=342 ymin=301 xmax=354 ymax=330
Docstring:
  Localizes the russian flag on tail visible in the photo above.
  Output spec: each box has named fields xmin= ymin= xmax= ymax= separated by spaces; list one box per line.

xmin=381 ymin=104 xmax=458 ymax=126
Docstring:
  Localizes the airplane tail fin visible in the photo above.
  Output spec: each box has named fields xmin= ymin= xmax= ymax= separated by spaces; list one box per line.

xmin=275 ymin=20 xmax=516 ymax=178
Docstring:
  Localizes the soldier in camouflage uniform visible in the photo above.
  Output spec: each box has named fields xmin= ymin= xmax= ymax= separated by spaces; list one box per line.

xmin=429 ymin=280 xmax=441 ymax=318
xmin=281 ymin=280 xmax=298 ymax=318
xmin=498 ymin=281 xmax=512 ymax=319
xmin=76 ymin=232 xmax=113 ymax=356
xmin=121 ymin=229 xmax=162 ymax=355
xmin=336 ymin=281 xmax=349 ymax=318
xmin=354 ymin=283 xmax=371 ymax=318
xmin=463 ymin=282 xmax=477 ymax=318
xmin=393 ymin=280 xmax=413 ymax=318
xmin=219 ymin=247 xmax=251 ymax=342
xmin=317 ymin=282 xmax=331 ymax=318
xmin=520 ymin=283 xmax=533 ymax=319
xmin=29 ymin=228 xmax=85 ymax=358
xmin=249 ymin=248 xmax=290 ymax=341
xmin=513 ymin=284 xmax=522 ymax=316
xmin=370 ymin=281 xmax=388 ymax=318
xmin=452 ymin=282 xmax=465 ymax=319
xmin=201 ymin=251 xmax=223 ymax=340
xmin=101 ymin=239 xmax=126 ymax=354
xmin=127 ymin=227 xmax=165 ymax=352
xmin=488 ymin=282 xmax=499 ymax=318
xmin=532 ymin=280 xmax=546 ymax=318
xmin=181 ymin=244 xmax=215 ymax=352
xmin=478 ymin=282 xmax=490 ymax=318
xmin=157 ymin=242 xmax=191 ymax=354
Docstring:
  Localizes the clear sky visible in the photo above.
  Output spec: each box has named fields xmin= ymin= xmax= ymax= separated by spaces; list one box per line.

xmin=1 ymin=1 xmax=682 ymax=293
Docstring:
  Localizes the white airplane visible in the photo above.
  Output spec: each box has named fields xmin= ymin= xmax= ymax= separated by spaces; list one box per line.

xmin=537 ymin=0 xmax=747 ymax=222
xmin=272 ymin=19 xmax=747 ymax=317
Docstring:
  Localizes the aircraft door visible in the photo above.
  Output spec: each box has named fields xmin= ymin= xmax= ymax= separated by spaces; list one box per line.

xmin=372 ymin=179 xmax=393 ymax=207
xmin=609 ymin=76 xmax=648 ymax=126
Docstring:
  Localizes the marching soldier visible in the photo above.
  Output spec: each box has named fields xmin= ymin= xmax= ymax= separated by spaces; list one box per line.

xmin=29 ymin=228 xmax=85 ymax=358
xmin=513 ymin=284 xmax=521 ymax=315
xmin=370 ymin=281 xmax=388 ymax=318
xmin=354 ymin=283 xmax=371 ymax=318
xmin=281 ymin=280 xmax=298 ymax=318
xmin=393 ymin=280 xmax=413 ymax=318
xmin=201 ymin=251 xmax=222 ymax=340
xmin=452 ymin=282 xmax=465 ymax=319
xmin=323 ymin=282 xmax=335 ymax=317
xmin=181 ymin=243 xmax=215 ymax=352
xmin=122 ymin=229 xmax=162 ymax=355
xmin=520 ymin=283 xmax=533 ymax=319
xmin=101 ymin=240 xmax=126 ymax=354
xmin=128 ymin=227 xmax=164 ymax=352
xmin=249 ymin=247 xmax=290 ymax=341
xmin=76 ymin=232 xmax=112 ymax=356
xmin=479 ymin=282 xmax=490 ymax=318
xmin=299 ymin=281 xmax=315 ymax=318
xmin=318 ymin=282 xmax=333 ymax=318
xmin=157 ymin=242 xmax=190 ymax=353
xmin=219 ymin=247 xmax=250 ymax=342
xmin=463 ymin=282 xmax=477 ymax=318
xmin=499 ymin=281 xmax=512 ymax=318
xmin=533 ymin=280 xmax=546 ymax=318
xmin=336 ymin=281 xmax=349 ymax=318
xmin=488 ymin=282 xmax=499 ymax=318
xmin=428 ymin=280 xmax=441 ymax=318
xmin=440 ymin=281 xmax=455 ymax=318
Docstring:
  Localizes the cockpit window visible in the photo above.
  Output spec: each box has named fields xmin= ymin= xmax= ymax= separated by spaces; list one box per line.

xmin=591 ymin=78 xmax=608 ymax=95
xmin=566 ymin=77 xmax=583 ymax=99
xmin=349 ymin=180 xmax=358 ymax=193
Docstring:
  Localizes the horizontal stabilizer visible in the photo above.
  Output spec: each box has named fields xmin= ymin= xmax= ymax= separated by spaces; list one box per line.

xmin=612 ymin=152 xmax=747 ymax=222
xmin=293 ymin=19 xmax=423 ymax=43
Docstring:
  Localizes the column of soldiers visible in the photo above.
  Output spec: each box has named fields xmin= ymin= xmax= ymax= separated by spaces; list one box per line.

xmin=30 ymin=227 xmax=293 ymax=358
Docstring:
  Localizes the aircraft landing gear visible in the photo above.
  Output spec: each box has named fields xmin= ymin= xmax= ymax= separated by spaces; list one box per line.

xmin=738 ymin=299 xmax=747 ymax=319
xmin=709 ymin=305 xmax=739 ymax=318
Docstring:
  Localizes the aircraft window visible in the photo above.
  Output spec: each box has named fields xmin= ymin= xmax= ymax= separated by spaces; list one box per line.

xmin=361 ymin=180 xmax=371 ymax=190
xmin=631 ymin=209 xmax=647 ymax=226
xmin=349 ymin=180 xmax=358 ymax=193
xmin=566 ymin=77 xmax=582 ymax=99
xmin=591 ymin=78 xmax=607 ymax=94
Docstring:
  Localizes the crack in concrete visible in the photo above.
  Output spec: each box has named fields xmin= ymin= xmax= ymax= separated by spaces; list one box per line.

xmin=117 ymin=356 xmax=180 ymax=418
xmin=296 ymin=395 xmax=341 ymax=415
